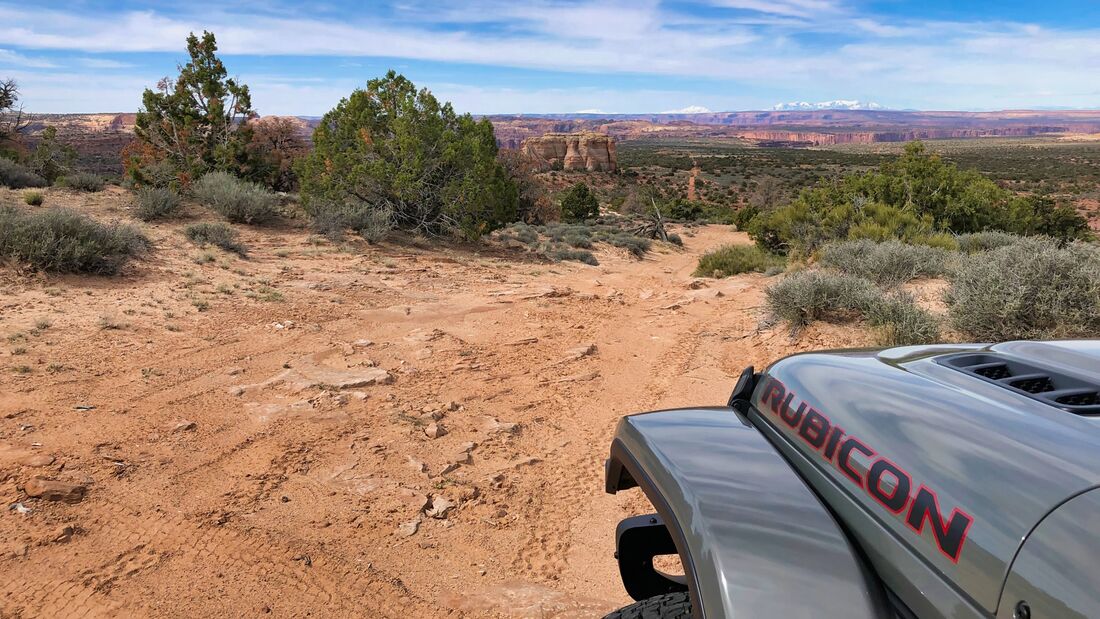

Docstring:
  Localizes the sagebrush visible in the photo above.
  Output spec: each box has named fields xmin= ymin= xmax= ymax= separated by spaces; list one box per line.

xmin=947 ymin=238 xmax=1100 ymax=340
xmin=0 ymin=158 xmax=46 ymax=189
xmin=134 ymin=187 xmax=182 ymax=221
xmin=0 ymin=207 xmax=148 ymax=274
xmin=818 ymin=239 xmax=951 ymax=287
xmin=192 ymin=171 xmax=278 ymax=224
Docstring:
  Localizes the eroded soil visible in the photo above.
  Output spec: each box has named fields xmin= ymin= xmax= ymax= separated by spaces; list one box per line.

xmin=0 ymin=187 xmax=865 ymax=618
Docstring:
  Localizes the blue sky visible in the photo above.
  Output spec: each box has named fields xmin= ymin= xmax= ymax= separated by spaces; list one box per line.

xmin=2 ymin=0 xmax=1100 ymax=114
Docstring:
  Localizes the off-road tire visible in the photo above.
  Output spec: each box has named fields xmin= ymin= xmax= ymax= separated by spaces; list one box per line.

xmin=602 ymin=592 xmax=693 ymax=619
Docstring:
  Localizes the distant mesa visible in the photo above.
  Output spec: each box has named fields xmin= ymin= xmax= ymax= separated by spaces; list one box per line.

xmin=773 ymin=100 xmax=885 ymax=111
xmin=521 ymin=132 xmax=617 ymax=172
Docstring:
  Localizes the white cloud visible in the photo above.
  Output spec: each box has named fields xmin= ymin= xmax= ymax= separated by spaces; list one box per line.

xmin=0 ymin=48 xmax=56 ymax=68
xmin=773 ymin=100 xmax=882 ymax=110
xmin=575 ymin=108 xmax=607 ymax=114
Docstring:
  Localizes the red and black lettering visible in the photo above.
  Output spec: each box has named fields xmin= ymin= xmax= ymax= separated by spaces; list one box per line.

xmin=905 ymin=485 xmax=974 ymax=563
xmin=868 ymin=459 xmax=911 ymax=514
xmin=757 ymin=378 xmax=973 ymax=563
xmin=797 ymin=409 xmax=830 ymax=448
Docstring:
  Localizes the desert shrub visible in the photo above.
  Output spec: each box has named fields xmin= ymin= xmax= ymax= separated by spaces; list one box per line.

xmin=192 ymin=171 xmax=278 ymax=224
xmin=560 ymin=182 xmax=599 ymax=222
xmin=818 ymin=239 xmax=951 ymax=287
xmin=184 ymin=221 xmax=247 ymax=256
xmin=548 ymin=246 xmax=598 ymax=266
xmin=947 ymin=239 xmax=1100 ymax=340
xmin=23 ymin=191 xmax=43 ymax=206
xmin=0 ymin=206 xmax=148 ymax=274
xmin=667 ymin=233 xmax=683 ymax=246
xmin=694 ymin=244 xmax=784 ymax=278
xmin=607 ymin=233 xmax=651 ymax=258
xmin=0 ymin=157 xmax=46 ymax=188
xmin=499 ymin=149 xmax=557 ymax=224
xmin=134 ymin=187 xmax=182 ymax=221
xmin=298 ymin=71 xmax=518 ymax=239
xmin=955 ymin=230 xmax=1022 ymax=253
xmin=309 ymin=200 xmax=393 ymax=243
xmin=59 ymin=172 xmax=105 ymax=192
xmin=766 ymin=270 xmax=939 ymax=344
xmin=243 ymin=116 xmax=309 ymax=191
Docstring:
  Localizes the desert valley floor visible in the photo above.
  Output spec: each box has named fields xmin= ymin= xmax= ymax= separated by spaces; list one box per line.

xmin=0 ymin=187 xmax=870 ymax=618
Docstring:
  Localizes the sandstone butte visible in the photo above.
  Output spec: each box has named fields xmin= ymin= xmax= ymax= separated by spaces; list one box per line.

xmin=520 ymin=132 xmax=617 ymax=172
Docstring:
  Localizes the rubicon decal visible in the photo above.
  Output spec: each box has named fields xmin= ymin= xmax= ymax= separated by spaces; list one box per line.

xmin=759 ymin=378 xmax=974 ymax=563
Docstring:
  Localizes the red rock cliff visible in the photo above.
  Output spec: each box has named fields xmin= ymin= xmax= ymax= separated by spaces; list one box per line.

xmin=520 ymin=132 xmax=617 ymax=172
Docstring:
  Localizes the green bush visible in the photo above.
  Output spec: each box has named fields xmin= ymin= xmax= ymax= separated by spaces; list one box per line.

xmin=59 ymin=172 xmax=105 ymax=192
xmin=765 ymin=270 xmax=939 ymax=344
xmin=134 ymin=187 xmax=182 ymax=221
xmin=0 ymin=158 xmax=47 ymax=189
xmin=746 ymin=141 xmax=1089 ymax=255
xmin=955 ymin=230 xmax=1022 ymax=253
xmin=192 ymin=171 xmax=278 ymax=224
xmin=26 ymin=127 xmax=75 ymax=184
xmin=560 ymin=182 xmax=600 ymax=222
xmin=947 ymin=239 xmax=1100 ymax=340
xmin=184 ymin=222 xmax=247 ymax=256
xmin=818 ymin=239 xmax=951 ymax=287
xmin=23 ymin=191 xmax=44 ymax=206
xmin=0 ymin=206 xmax=148 ymax=274
xmin=694 ymin=244 xmax=784 ymax=278
xmin=500 ymin=222 xmax=540 ymax=246
xmin=297 ymin=71 xmax=518 ymax=240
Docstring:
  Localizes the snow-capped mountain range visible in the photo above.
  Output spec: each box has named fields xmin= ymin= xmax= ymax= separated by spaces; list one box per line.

xmin=772 ymin=100 xmax=885 ymax=111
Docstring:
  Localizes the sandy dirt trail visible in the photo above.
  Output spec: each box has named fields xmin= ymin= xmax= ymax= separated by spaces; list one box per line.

xmin=0 ymin=194 xmax=850 ymax=618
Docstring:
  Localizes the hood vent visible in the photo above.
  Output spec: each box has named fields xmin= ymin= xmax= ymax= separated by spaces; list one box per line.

xmin=939 ymin=353 xmax=1100 ymax=416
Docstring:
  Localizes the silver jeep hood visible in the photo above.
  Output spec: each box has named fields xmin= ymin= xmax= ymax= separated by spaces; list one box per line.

xmin=754 ymin=340 xmax=1100 ymax=617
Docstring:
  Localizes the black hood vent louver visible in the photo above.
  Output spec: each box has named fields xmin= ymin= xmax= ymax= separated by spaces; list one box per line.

xmin=939 ymin=353 xmax=1100 ymax=416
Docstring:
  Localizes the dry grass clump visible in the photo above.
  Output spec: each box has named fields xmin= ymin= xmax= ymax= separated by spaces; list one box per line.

xmin=0 ymin=158 xmax=47 ymax=189
xmin=59 ymin=172 xmax=106 ymax=192
xmin=184 ymin=222 xmax=247 ymax=256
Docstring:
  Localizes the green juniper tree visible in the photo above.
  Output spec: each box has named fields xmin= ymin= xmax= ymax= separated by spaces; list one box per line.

xmin=129 ymin=31 xmax=255 ymax=184
xmin=296 ymin=70 xmax=518 ymax=240
xmin=560 ymin=182 xmax=599 ymax=222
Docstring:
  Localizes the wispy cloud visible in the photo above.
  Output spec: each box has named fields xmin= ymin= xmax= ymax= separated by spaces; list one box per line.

xmin=2 ymin=1 xmax=1100 ymax=113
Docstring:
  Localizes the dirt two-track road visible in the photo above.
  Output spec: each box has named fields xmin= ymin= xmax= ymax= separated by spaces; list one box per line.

xmin=0 ymin=189 xmax=863 ymax=617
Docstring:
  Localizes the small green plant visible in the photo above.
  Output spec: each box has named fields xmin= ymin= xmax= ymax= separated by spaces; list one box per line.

xmin=184 ymin=222 xmax=247 ymax=256
xmin=560 ymin=182 xmax=600 ymax=222
xmin=694 ymin=244 xmax=784 ymax=278
xmin=191 ymin=297 xmax=210 ymax=311
xmin=0 ymin=158 xmax=47 ymax=189
xmin=59 ymin=172 xmax=105 ymax=192
xmin=817 ymin=239 xmax=951 ymax=287
xmin=12 ymin=365 xmax=31 ymax=374
xmin=0 ymin=206 xmax=148 ymax=274
xmin=134 ymin=187 xmax=182 ymax=221
xmin=11 ymin=346 xmax=26 ymax=355
xmin=23 ymin=191 xmax=44 ymax=206
xmin=192 ymin=171 xmax=278 ymax=225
